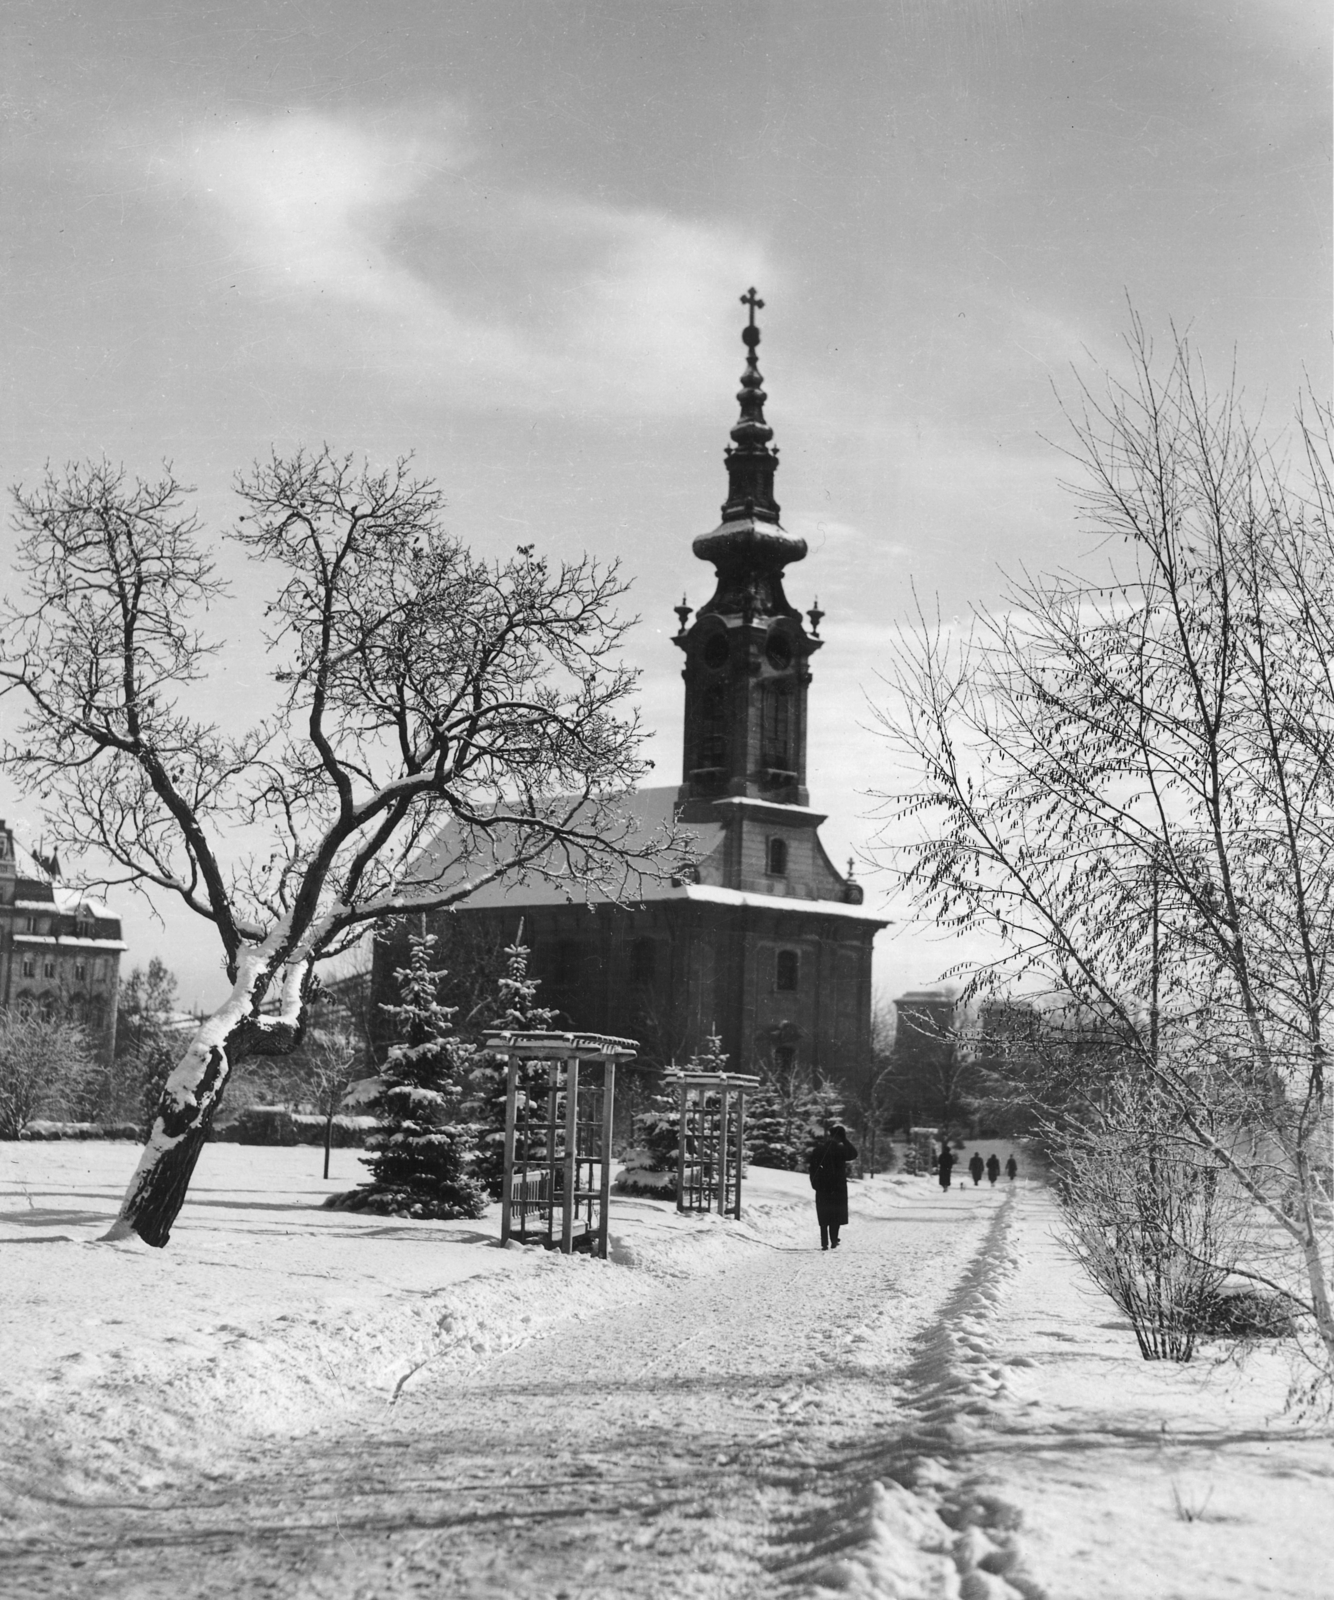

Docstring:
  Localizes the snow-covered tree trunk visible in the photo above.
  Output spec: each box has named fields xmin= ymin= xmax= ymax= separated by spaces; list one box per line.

xmin=105 ymin=949 xmax=307 ymax=1247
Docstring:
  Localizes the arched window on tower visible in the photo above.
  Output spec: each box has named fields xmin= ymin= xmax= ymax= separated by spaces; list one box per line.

xmin=696 ymin=678 xmax=728 ymax=777
xmin=776 ymin=948 xmax=800 ymax=992
xmin=761 ymin=683 xmax=792 ymax=771
xmin=767 ymin=838 xmax=787 ymax=876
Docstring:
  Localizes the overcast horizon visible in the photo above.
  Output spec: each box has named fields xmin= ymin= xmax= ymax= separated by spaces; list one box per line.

xmin=1 ymin=0 xmax=1328 ymax=1010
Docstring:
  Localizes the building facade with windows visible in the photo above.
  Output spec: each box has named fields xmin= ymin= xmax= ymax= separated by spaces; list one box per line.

xmin=0 ymin=820 xmax=126 ymax=1063
xmin=372 ymin=298 xmax=886 ymax=1081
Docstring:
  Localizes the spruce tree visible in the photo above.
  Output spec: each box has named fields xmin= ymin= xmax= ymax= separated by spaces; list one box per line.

xmin=467 ymin=929 xmax=556 ymax=1198
xmin=617 ymin=1034 xmax=729 ymax=1198
xmin=746 ymin=1060 xmax=843 ymax=1170
xmin=330 ymin=934 xmax=485 ymax=1219
xmin=809 ymin=1074 xmax=846 ymax=1136
xmin=744 ymin=1083 xmax=804 ymax=1170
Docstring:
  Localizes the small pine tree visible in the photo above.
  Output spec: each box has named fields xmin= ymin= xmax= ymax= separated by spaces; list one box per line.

xmin=747 ymin=1058 xmax=841 ymax=1170
xmin=809 ymin=1074 xmax=846 ymax=1136
xmin=616 ymin=1033 xmax=730 ymax=1198
xmin=744 ymin=1084 xmax=803 ymax=1170
xmin=329 ymin=934 xmax=485 ymax=1219
xmin=614 ymin=1081 xmax=681 ymax=1197
xmin=466 ymin=928 xmax=557 ymax=1198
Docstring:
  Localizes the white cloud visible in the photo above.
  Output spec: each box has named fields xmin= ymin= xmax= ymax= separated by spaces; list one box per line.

xmin=150 ymin=108 xmax=771 ymax=418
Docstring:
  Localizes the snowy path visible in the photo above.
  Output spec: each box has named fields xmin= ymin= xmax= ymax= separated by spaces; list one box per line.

xmin=1 ymin=1181 xmax=1015 ymax=1599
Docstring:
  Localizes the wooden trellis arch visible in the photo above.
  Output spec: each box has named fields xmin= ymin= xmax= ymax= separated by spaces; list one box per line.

xmin=487 ymin=1029 xmax=638 ymax=1259
xmin=663 ymin=1070 xmax=760 ymax=1218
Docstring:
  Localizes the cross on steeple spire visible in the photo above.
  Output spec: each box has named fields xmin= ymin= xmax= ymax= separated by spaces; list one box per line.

xmin=719 ymin=286 xmax=778 ymax=523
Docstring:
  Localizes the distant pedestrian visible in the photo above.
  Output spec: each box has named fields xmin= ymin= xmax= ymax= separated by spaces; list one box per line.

xmin=937 ymin=1143 xmax=955 ymax=1191
xmin=968 ymin=1152 xmax=985 ymax=1186
xmin=809 ymin=1125 xmax=858 ymax=1250
xmin=986 ymin=1154 xmax=1001 ymax=1186
xmin=1005 ymin=1155 xmax=1018 ymax=1181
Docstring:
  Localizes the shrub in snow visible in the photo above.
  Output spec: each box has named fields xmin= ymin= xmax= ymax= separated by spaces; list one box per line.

xmin=1050 ymin=1081 xmax=1249 ymax=1362
xmin=212 ymin=1106 xmax=374 ymax=1147
xmin=19 ymin=1120 xmax=143 ymax=1141
xmin=1194 ymin=1287 xmax=1295 ymax=1341
xmin=327 ymin=935 xmax=486 ymax=1220
xmin=0 ymin=1006 xmax=95 ymax=1139
xmin=465 ymin=931 xmax=556 ymax=1199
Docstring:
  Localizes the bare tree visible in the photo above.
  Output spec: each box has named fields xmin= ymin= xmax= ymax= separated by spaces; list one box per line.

xmin=301 ymin=1020 xmax=365 ymax=1181
xmin=0 ymin=1005 xmax=93 ymax=1137
xmin=1 ymin=450 xmax=679 ymax=1245
xmin=873 ymin=320 xmax=1334 ymax=1373
xmin=1050 ymin=1073 xmax=1249 ymax=1362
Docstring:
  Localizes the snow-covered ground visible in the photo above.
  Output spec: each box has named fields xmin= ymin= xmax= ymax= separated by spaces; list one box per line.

xmin=1 ymin=1139 xmax=1329 ymax=1598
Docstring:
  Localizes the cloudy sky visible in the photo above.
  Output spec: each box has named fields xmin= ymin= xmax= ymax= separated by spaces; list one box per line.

xmin=1 ymin=0 xmax=1328 ymax=1008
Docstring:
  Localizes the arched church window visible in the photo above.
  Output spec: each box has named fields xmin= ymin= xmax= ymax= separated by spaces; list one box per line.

xmin=767 ymin=838 xmax=788 ymax=876
xmin=761 ymin=683 xmax=792 ymax=769
xmin=776 ymin=948 xmax=799 ymax=992
xmin=703 ymin=682 xmax=726 ymax=723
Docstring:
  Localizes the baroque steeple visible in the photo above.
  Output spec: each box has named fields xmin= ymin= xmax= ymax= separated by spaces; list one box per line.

xmin=691 ymin=290 xmax=808 ymax=622
xmin=676 ymin=294 xmax=821 ymax=808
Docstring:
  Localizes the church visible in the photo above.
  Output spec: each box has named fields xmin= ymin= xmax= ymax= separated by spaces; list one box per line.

xmin=373 ymin=294 xmax=885 ymax=1083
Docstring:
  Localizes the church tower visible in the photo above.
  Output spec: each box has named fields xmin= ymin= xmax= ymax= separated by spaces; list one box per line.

xmin=677 ymin=287 xmax=819 ymax=811
xmin=380 ymin=290 xmax=885 ymax=1088
xmin=674 ymin=291 xmax=857 ymax=912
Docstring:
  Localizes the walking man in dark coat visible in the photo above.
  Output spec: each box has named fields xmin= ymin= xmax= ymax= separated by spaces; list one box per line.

xmin=809 ymin=1125 xmax=858 ymax=1249
xmin=937 ymin=1142 xmax=955 ymax=1191
xmin=968 ymin=1151 xmax=985 ymax=1186
xmin=1005 ymin=1155 xmax=1018 ymax=1181
xmin=986 ymin=1153 xmax=1001 ymax=1186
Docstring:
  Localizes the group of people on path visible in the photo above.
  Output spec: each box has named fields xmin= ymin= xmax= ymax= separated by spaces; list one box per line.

xmin=936 ymin=1145 xmax=1017 ymax=1191
xmin=806 ymin=1125 xmax=1021 ymax=1251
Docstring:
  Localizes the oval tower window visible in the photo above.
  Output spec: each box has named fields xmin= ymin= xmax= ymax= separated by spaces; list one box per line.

xmin=703 ymin=632 xmax=730 ymax=670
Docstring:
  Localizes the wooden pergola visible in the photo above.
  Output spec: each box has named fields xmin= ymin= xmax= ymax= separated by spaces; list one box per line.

xmin=486 ymin=1029 xmax=637 ymax=1259
xmin=663 ymin=1070 xmax=760 ymax=1218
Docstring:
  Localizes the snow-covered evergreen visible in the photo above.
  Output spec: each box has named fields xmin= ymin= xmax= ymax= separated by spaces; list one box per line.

xmin=466 ymin=931 xmax=556 ymax=1198
xmin=328 ymin=935 xmax=485 ymax=1219
xmin=615 ymin=1081 xmax=682 ymax=1197
xmin=747 ymin=1065 xmax=844 ymax=1170
xmin=616 ymin=1034 xmax=732 ymax=1198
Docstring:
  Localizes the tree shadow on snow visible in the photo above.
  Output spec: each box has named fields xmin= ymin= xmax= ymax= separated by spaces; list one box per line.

xmin=0 ymin=1207 xmax=108 ymax=1227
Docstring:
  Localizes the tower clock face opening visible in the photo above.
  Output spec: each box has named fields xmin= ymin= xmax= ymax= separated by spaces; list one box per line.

xmin=765 ymin=631 xmax=793 ymax=670
xmin=703 ymin=633 xmax=730 ymax=670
